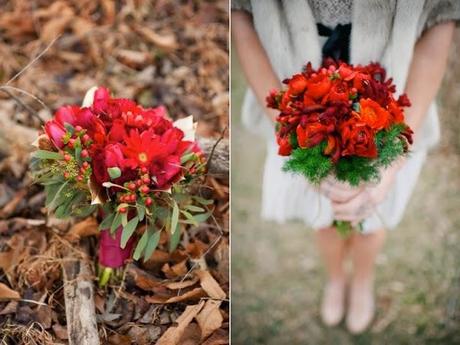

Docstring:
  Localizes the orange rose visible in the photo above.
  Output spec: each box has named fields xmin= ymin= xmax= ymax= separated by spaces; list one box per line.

xmin=354 ymin=98 xmax=391 ymax=130
xmin=288 ymin=74 xmax=309 ymax=95
xmin=340 ymin=119 xmax=377 ymax=158
xmin=305 ymin=73 xmax=332 ymax=100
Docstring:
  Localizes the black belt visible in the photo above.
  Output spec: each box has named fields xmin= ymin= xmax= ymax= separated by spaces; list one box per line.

xmin=317 ymin=23 xmax=351 ymax=63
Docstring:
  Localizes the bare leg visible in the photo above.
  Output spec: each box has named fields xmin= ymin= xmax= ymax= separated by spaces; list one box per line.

xmin=346 ymin=228 xmax=386 ymax=333
xmin=315 ymin=226 xmax=348 ymax=326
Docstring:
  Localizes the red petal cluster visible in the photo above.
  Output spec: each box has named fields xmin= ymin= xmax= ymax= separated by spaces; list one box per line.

xmin=267 ymin=60 xmax=413 ymax=160
xmin=44 ymin=87 xmax=203 ymax=191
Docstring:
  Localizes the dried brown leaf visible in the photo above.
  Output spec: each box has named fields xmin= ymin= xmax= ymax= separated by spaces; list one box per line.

xmin=196 ymin=270 xmax=226 ymax=300
xmin=65 ymin=217 xmax=99 ymax=241
xmin=196 ymin=299 xmax=223 ymax=339
xmin=156 ymin=301 xmax=205 ymax=345
xmin=0 ymin=282 xmax=20 ymax=300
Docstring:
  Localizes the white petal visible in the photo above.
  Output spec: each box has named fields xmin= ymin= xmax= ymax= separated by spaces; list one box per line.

xmin=81 ymin=86 xmax=99 ymax=107
xmin=173 ymin=115 xmax=197 ymax=141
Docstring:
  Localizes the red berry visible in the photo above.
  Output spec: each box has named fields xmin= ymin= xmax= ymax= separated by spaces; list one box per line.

xmin=128 ymin=182 xmax=137 ymax=191
xmin=75 ymin=125 xmax=83 ymax=132
xmin=82 ymin=161 xmax=89 ymax=168
xmin=119 ymin=195 xmax=126 ymax=202
xmin=129 ymin=194 xmax=137 ymax=202
xmin=141 ymin=167 xmax=148 ymax=174
xmin=80 ymin=167 xmax=85 ymax=174
xmin=64 ymin=154 xmax=71 ymax=161
xmin=136 ymin=179 xmax=143 ymax=187
xmin=81 ymin=149 xmax=89 ymax=158
xmin=63 ymin=172 xmax=70 ymax=179
xmin=142 ymin=177 xmax=151 ymax=184
xmin=145 ymin=197 xmax=153 ymax=206
xmin=76 ymin=175 xmax=83 ymax=182
xmin=140 ymin=185 xmax=150 ymax=194
xmin=82 ymin=134 xmax=90 ymax=143
xmin=119 ymin=207 xmax=127 ymax=213
xmin=68 ymin=138 xmax=75 ymax=148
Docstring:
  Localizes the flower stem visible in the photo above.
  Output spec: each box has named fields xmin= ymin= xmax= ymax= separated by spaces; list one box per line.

xmin=333 ymin=220 xmax=363 ymax=237
xmin=98 ymin=267 xmax=113 ymax=287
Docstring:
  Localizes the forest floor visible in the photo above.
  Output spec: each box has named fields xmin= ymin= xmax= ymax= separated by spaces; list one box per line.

xmin=231 ymin=30 xmax=460 ymax=345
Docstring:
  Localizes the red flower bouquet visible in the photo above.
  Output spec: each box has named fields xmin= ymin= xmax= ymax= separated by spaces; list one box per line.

xmin=267 ymin=60 xmax=413 ymax=234
xmin=31 ymin=87 xmax=210 ymax=285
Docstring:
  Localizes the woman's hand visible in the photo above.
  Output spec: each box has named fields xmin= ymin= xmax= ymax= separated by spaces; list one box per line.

xmin=320 ymin=163 xmax=401 ymax=224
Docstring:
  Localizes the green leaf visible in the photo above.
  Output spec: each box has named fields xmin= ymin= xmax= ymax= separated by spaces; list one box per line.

xmin=64 ymin=123 xmax=74 ymax=134
xmin=121 ymin=212 xmax=128 ymax=227
xmin=143 ymin=227 xmax=161 ymax=262
xmin=181 ymin=210 xmax=198 ymax=226
xmin=121 ymin=216 xmax=139 ymax=249
xmin=99 ymin=213 xmax=115 ymax=230
xmin=193 ymin=212 xmax=212 ymax=223
xmin=75 ymin=205 xmax=97 ymax=218
xmin=107 ymin=167 xmax=121 ymax=180
xmin=133 ymin=229 xmax=149 ymax=260
xmin=192 ymin=196 xmax=214 ymax=206
xmin=136 ymin=203 xmax=146 ymax=222
xmin=184 ymin=205 xmax=205 ymax=213
xmin=45 ymin=183 xmax=62 ymax=207
xmin=169 ymin=222 xmax=181 ymax=253
xmin=171 ymin=200 xmax=179 ymax=235
xmin=180 ymin=152 xmax=195 ymax=164
xmin=32 ymin=150 xmax=63 ymax=160
xmin=47 ymin=181 xmax=69 ymax=211
xmin=110 ymin=212 xmax=122 ymax=233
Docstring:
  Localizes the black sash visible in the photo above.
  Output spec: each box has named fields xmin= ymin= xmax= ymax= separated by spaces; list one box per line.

xmin=317 ymin=23 xmax=351 ymax=63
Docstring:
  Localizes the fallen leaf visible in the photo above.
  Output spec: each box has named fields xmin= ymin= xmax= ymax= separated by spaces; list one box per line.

xmin=0 ymin=282 xmax=20 ymax=300
xmin=156 ymin=301 xmax=205 ymax=345
xmin=202 ymin=328 xmax=229 ymax=345
xmin=65 ymin=217 xmax=99 ymax=241
xmin=145 ymin=287 xmax=206 ymax=304
xmin=165 ymin=276 xmax=199 ymax=290
xmin=133 ymin=25 xmax=178 ymax=50
xmin=196 ymin=270 xmax=226 ymax=300
xmin=196 ymin=300 xmax=223 ymax=339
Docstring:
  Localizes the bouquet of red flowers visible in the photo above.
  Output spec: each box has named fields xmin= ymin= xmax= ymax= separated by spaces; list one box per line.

xmin=267 ymin=60 xmax=413 ymax=234
xmin=31 ymin=87 xmax=210 ymax=285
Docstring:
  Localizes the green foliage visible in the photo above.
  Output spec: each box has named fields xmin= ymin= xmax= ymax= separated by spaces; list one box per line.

xmin=283 ymin=124 xmax=409 ymax=187
xmin=283 ymin=143 xmax=333 ymax=184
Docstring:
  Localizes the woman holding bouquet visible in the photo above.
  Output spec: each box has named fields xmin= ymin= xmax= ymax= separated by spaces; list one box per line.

xmin=232 ymin=0 xmax=459 ymax=334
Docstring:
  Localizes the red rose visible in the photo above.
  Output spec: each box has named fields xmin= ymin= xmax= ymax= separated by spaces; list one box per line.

xmin=355 ymin=98 xmax=391 ymax=130
xmin=305 ymin=73 xmax=332 ymax=100
xmin=276 ymin=136 xmax=292 ymax=156
xmin=340 ymin=119 xmax=377 ymax=158
xmin=288 ymin=74 xmax=308 ymax=95
xmin=44 ymin=121 xmax=66 ymax=149
xmin=296 ymin=122 xmax=327 ymax=149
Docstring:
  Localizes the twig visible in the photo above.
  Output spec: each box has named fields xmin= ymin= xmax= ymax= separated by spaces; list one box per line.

xmin=0 ymin=85 xmax=50 ymax=111
xmin=0 ymin=88 xmax=45 ymax=125
xmin=5 ymin=35 xmax=61 ymax=86
xmin=205 ymin=126 xmax=228 ymax=173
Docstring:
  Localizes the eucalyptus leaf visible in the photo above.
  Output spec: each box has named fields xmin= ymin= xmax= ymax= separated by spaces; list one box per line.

xmin=169 ymin=223 xmax=181 ymax=253
xmin=143 ymin=227 xmax=161 ymax=262
xmin=193 ymin=212 xmax=212 ymax=223
xmin=136 ymin=203 xmax=145 ymax=222
xmin=184 ymin=205 xmax=205 ymax=212
xmin=192 ymin=196 xmax=214 ymax=205
xmin=107 ymin=167 xmax=121 ymax=180
xmin=100 ymin=213 xmax=115 ymax=230
xmin=180 ymin=210 xmax=198 ymax=226
xmin=33 ymin=150 xmax=64 ymax=160
xmin=171 ymin=201 xmax=179 ymax=235
xmin=110 ymin=212 xmax=122 ymax=233
xmin=133 ymin=229 xmax=149 ymax=260
xmin=121 ymin=217 xmax=139 ymax=249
